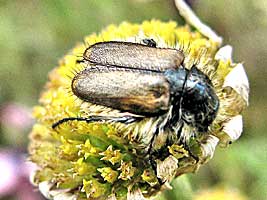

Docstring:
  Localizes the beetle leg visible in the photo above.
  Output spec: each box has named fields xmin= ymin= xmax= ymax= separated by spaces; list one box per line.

xmin=146 ymin=130 xmax=166 ymax=185
xmin=183 ymin=142 xmax=199 ymax=162
xmin=52 ymin=115 xmax=142 ymax=129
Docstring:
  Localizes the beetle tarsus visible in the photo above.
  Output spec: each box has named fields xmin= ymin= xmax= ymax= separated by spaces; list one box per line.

xmin=76 ymin=59 xmax=85 ymax=64
xmin=142 ymin=38 xmax=157 ymax=47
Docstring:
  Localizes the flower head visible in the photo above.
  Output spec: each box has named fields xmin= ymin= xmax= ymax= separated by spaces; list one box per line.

xmin=29 ymin=6 xmax=249 ymax=200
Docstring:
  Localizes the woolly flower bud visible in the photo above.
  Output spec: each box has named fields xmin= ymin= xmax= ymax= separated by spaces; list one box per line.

xmin=29 ymin=19 xmax=249 ymax=200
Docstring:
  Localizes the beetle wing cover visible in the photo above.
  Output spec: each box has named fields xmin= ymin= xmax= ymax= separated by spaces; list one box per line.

xmin=72 ymin=65 xmax=170 ymax=115
xmin=83 ymin=42 xmax=184 ymax=71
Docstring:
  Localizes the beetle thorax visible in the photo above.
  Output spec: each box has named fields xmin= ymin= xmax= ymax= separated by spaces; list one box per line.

xmin=165 ymin=66 xmax=219 ymax=138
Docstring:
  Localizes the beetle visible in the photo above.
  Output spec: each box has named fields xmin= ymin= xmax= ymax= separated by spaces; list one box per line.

xmin=52 ymin=39 xmax=220 ymax=181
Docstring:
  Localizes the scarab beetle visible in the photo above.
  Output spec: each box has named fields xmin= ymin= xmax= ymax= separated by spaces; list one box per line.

xmin=53 ymin=39 xmax=219 ymax=166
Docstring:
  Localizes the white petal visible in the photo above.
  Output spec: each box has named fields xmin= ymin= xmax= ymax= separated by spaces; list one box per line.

xmin=199 ymin=135 xmax=219 ymax=163
xmin=174 ymin=0 xmax=223 ymax=45
xmin=39 ymin=181 xmax=54 ymax=199
xmin=107 ymin=194 xmax=117 ymax=200
xmin=54 ymin=193 xmax=77 ymax=200
xmin=223 ymin=63 xmax=249 ymax=105
xmin=127 ymin=188 xmax=146 ymax=200
xmin=29 ymin=169 xmax=38 ymax=186
xmin=49 ymin=189 xmax=72 ymax=198
xmin=222 ymin=115 xmax=243 ymax=142
xmin=156 ymin=155 xmax=178 ymax=183
xmin=215 ymin=45 xmax=233 ymax=62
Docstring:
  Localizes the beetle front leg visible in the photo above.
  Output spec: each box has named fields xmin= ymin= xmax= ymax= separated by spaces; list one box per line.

xmin=52 ymin=115 xmax=142 ymax=129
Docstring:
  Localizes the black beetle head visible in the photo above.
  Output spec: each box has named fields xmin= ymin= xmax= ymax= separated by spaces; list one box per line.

xmin=181 ymin=66 xmax=219 ymax=132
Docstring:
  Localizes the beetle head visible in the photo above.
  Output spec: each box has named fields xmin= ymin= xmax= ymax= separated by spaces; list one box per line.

xmin=181 ymin=66 xmax=219 ymax=132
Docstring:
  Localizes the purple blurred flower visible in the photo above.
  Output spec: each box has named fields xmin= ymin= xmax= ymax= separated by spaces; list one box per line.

xmin=0 ymin=103 xmax=33 ymax=130
xmin=0 ymin=149 xmax=44 ymax=200
xmin=0 ymin=102 xmax=34 ymax=146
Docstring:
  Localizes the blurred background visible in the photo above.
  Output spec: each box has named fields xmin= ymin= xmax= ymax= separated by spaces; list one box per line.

xmin=0 ymin=0 xmax=266 ymax=199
